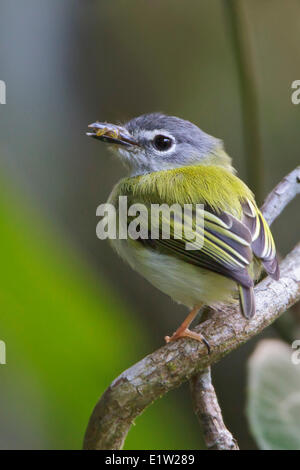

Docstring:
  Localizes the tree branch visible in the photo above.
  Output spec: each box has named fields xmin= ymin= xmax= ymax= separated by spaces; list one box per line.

xmin=83 ymin=168 xmax=300 ymax=450
xmin=261 ymin=166 xmax=300 ymax=225
xmin=190 ymin=367 xmax=239 ymax=450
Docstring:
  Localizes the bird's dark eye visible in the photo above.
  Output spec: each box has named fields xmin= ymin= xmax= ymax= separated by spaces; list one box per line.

xmin=153 ymin=134 xmax=173 ymax=151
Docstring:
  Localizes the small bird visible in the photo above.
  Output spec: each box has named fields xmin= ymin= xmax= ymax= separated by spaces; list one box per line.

xmin=87 ymin=113 xmax=279 ymax=345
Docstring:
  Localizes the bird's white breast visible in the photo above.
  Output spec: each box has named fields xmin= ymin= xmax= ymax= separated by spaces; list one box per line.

xmin=110 ymin=235 xmax=236 ymax=309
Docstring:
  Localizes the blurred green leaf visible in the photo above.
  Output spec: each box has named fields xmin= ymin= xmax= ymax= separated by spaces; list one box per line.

xmin=247 ymin=339 xmax=300 ymax=450
xmin=0 ymin=174 xmax=202 ymax=449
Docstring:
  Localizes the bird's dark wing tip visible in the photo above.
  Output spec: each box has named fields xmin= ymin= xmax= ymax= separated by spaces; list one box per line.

xmin=239 ymin=285 xmax=256 ymax=319
xmin=263 ymin=256 xmax=280 ymax=281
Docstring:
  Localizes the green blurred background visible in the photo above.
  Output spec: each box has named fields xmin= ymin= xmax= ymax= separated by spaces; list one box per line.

xmin=0 ymin=0 xmax=299 ymax=449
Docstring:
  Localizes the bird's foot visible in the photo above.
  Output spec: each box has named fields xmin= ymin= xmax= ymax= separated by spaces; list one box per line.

xmin=165 ymin=328 xmax=210 ymax=353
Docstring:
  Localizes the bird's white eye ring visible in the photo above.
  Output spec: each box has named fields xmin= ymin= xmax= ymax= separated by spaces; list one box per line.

xmin=153 ymin=134 xmax=174 ymax=152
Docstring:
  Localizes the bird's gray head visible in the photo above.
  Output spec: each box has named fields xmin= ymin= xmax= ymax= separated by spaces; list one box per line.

xmin=87 ymin=113 xmax=231 ymax=176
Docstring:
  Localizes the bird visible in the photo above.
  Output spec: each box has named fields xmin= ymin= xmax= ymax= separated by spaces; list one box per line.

xmin=87 ymin=113 xmax=279 ymax=346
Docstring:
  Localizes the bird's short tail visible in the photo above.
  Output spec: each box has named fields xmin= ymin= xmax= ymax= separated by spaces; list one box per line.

xmin=238 ymin=285 xmax=255 ymax=319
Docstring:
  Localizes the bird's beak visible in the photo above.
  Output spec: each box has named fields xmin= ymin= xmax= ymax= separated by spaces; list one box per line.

xmin=86 ymin=122 xmax=139 ymax=147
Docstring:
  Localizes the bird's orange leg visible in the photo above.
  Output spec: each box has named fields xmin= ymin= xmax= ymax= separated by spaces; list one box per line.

xmin=165 ymin=306 xmax=210 ymax=352
xmin=165 ymin=306 xmax=205 ymax=344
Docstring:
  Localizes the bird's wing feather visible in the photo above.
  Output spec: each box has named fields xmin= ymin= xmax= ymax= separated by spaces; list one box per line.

xmin=242 ymin=199 xmax=280 ymax=280
xmin=134 ymin=204 xmax=254 ymax=288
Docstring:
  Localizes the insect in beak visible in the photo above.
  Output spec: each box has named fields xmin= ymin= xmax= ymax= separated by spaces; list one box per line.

xmin=86 ymin=122 xmax=139 ymax=147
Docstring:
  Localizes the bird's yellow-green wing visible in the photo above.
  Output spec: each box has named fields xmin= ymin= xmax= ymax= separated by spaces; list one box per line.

xmin=136 ymin=205 xmax=254 ymax=288
xmin=127 ymin=200 xmax=257 ymax=318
